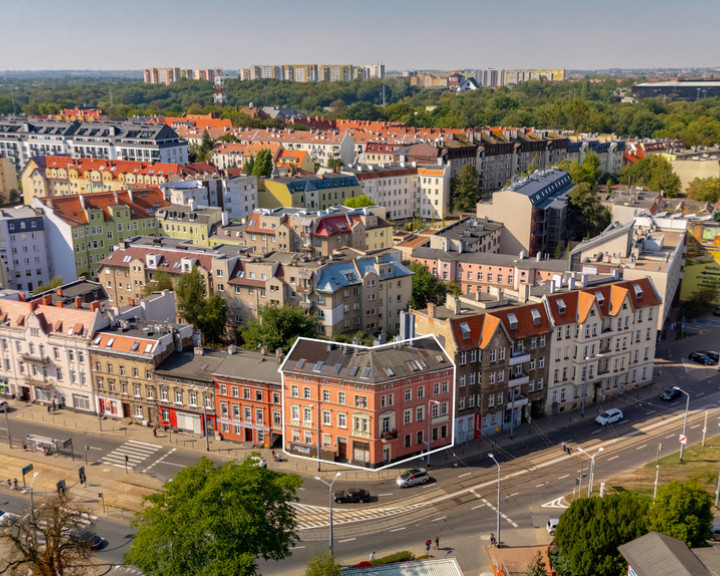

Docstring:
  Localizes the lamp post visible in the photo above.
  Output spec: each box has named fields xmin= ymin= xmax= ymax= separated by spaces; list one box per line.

xmin=3 ymin=399 xmax=11 ymax=448
xmin=674 ymin=386 xmax=690 ymax=462
xmin=314 ymin=472 xmax=341 ymax=554
xmin=577 ymin=446 xmax=604 ymax=497
xmin=489 ymin=452 xmax=501 ymax=547
xmin=26 ymin=472 xmax=39 ymax=520
xmin=426 ymin=400 xmax=440 ymax=466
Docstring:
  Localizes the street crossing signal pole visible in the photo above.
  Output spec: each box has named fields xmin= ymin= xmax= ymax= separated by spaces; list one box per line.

xmin=124 ymin=454 xmax=129 ymax=474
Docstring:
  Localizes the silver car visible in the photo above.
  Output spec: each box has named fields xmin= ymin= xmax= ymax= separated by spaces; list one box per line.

xmin=395 ymin=468 xmax=429 ymax=488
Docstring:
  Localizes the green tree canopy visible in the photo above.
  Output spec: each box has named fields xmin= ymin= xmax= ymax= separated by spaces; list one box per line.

xmin=567 ymin=182 xmax=612 ymax=240
xmin=176 ymin=267 xmax=207 ymax=328
xmin=240 ymin=304 xmax=317 ymax=353
xmin=451 ymin=164 xmax=482 ymax=213
xmin=687 ymin=177 xmax=720 ymax=203
xmin=559 ymin=151 xmax=601 ymax=186
xmin=408 ymin=262 xmax=446 ymax=310
xmin=143 ymin=270 xmax=174 ymax=296
xmin=554 ymin=492 xmax=648 ymax=576
xmin=647 ymin=481 xmax=713 ymax=547
xmin=198 ymin=293 xmax=228 ymax=344
xmin=251 ymin=148 xmax=274 ymax=178
xmin=190 ymin=130 xmax=214 ymax=163
xmin=326 ymin=157 xmax=344 ymax=169
xmin=125 ymin=457 xmax=302 ymax=576
xmin=525 ymin=551 xmax=548 ymax=576
xmin=619 ymin=155 xmax=681 ymax=198
xmin=305 ymin=552 xmax=341 ymax=576
xmin=344 ymin=194 xmax=375 ymax=208
xmin=32 ymin=276 xmax=64 ymax=295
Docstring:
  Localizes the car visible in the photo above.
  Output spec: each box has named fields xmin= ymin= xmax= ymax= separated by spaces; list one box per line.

xmin=660 ymin=388 xmax=682 ymax=401
xmin=712 ymin=525 xmax=720 ymax=541
xmin=595 ymin=408 xmax=623 ymax=426
xmin=0 ymin=400 xmax=7 ymax=413
xmin=547 ymin=518 xmax=560 ymax=535
xmin=689 ymin=351 xmax=715 ymax=365
xmin=0 ymin=509 xmax=18 ymax=526
xmin=699 ymin=350 xmax=720 ymax=363
xmin=713 ymin=306 xmax=720 ymax=317
xmin=334 ymin=488 xmax=371 ymax=503
xmin=72 ymin=529 xmax=105 ymax=550
xmin=395 ymin=468 xmax=430 ymax=488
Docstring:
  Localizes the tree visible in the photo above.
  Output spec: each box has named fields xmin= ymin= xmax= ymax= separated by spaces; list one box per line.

xmin=192 ymin=130 xmax=214 ymax=163
xmin=32 ymin=276 xmax=64 ymax=295
xmin=687 ymin=177 xmax=720 ymax=203
xmin=554 ymin=492 xmax=648 ymax=576
xmin=143 ymin=270 xmax=174 ymax=296
xmin=619 ymin=155 xmax=681 ymax=198
xmin=125 ymin=457 xmax=302 ymax=576
xmin=451 ymin=164 xmax=482 ymax=212
xmin=647 ymin=481 xmax=713 ymax=547
xmin=559 ymin=151 xmax=601 ymax=186
xmin=344 ymin=194 xmax=374 ymax=208
xmin=176 ymin=268 xmax=207 ymax=328
xmin=0 ymin=491 xmax=96 ymax=576
xmin=326 ymin=157 xmax=344 ymax=169
xmin=525 ymin=551 xmax=548 ymax=576
xmin=243 ymin=156 xmax=255 ymax=175
xmin=681 ymin=284 xmax=719 ymax=319
xmin=240 ymin=304 xmax=317 ymax=353
xmin=408 ymin=262 xmax=446 ymax=309
xmin=305 ymin=552 xmax=341 ymax=576
xmin=567 ymin=182 xmax=611 ymax=240
xmin=198 ymin=293 xmax=227 ymax=344
xmin=251 ymin=149 xmax=273 ymax=178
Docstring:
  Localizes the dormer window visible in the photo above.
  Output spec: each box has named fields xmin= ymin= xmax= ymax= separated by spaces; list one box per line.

xmin=508 ymin=313 xmax=518 ymax=330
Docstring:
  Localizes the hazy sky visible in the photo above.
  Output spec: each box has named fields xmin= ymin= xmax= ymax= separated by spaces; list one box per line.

xmin=2 ymin=0 xmax=718 ymax=71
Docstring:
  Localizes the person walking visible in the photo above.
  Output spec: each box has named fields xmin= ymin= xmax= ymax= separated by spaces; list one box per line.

xmin=435 ymin=536 xmax=440 ymax=549
xmin=369 ymin=551 xmax=375 ymax=562
xmin=490 ymin=533 xmax=496 ymax=547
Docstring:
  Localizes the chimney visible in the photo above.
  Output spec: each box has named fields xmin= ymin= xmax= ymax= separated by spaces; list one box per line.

xmin=519 ymin=283 xmax=530 ymax=303
xmin=260 ymin=345 xmax=269 ymax=356
xmin=275 ymin=347 xmax=284 ymax=362
xmin=221 ymin=211 xmax=229 ymax=226
xmin=128 ymin=298 xmax=136 ymax=306
xmin=189 ymin=198 xmax=196 ymax=212
xmin=581 ymin=274 xmax=588 ymax=287
xmin=56 ymin=301 xmax=64 ymax=308
xmin=89 ymin=301 xmax=100 ymax=312
xmin=568 ymin=277 xmax=576 ymax=290
xmin=227 ymin=344 xmax=236 ymax=355
xmin=74 ymin=297 xmax=82 ymax=308
xmin=42 ymin=295 xmax=52 ymax=306
xmin=18 ymin=294 xmax=26 ymax=302
xmin=56 ymin=288 xmax=63 ymax=296
xmin=427 ymin=302 xmax=436 ymax=318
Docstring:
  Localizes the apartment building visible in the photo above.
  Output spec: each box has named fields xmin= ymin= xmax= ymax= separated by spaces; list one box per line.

xmin=0 ymin=118 xmax=188 ymax=172
xmin=20 ymin=156 xmax=219 ymax=205
xmin=156 ymin=204 xmax=224 ymax=246
xmin=32 ymin=188 xmax=169 ymax=282
xmin=418 ymin=165 xmax=452 ymax=220
xmin=90 ymin=320 xmax=193 ymax=423
xmin=0 ymin=296 xmax=107 ymax=410
xmin=0 ymin=156 xmax=18 ymax=201
xmin=476 ymin=169 xmax=573 ymax=257
xmin=341 ymin=164 xmax=419 ymax=220
xmin=233 ymin=128 xmax=355 ymax=166
xmin=213 ymin=346 xmax=283 ymax=446
xmin=427 ymin=217 xmax=503 ymax=254
xmin=260 ymin=174 xmax=361 ymax=211
xmin=0 ymin=206 xmax=51 ymax=292
xmin=279 ymin=336 xmax=454 ymax=468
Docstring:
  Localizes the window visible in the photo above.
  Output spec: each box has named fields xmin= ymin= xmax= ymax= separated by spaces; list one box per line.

xmin=338 ymin=412 xmax=347 ymax=428
xmin=174 ymin=390 xmax=182 ymax=404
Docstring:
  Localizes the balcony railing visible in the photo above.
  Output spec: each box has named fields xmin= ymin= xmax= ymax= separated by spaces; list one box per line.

xmin=509 ymin=352 xmax=531 ymax=366
xmin=509 ymin=374 xmax=529 ymax=387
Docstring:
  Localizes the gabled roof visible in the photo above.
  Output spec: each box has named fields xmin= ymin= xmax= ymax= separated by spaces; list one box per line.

xmin=618 ymin=531 xmax=711 ymax=576
xmin=90 ymin=332 xmax=159 ymax=356
xmin=0 ymin=300 xmax=98 ymax=339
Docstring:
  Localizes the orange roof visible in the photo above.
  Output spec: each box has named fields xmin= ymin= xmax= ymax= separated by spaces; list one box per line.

xmin=42 ymin=156 xmax=219 ymax=180
xmin=0 ymin=299 xmax=98 ymax=339
xmin=91 ymin=332 xmax=158 ymax=356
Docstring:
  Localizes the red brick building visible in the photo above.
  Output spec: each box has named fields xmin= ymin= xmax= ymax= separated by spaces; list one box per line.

xmin=279 ymin=336 xmax=454 ymax=469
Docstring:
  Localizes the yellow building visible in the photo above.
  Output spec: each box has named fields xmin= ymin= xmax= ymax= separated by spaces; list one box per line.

xmin=260 ymin=174 xmax=361 ymax=211
xmin=156 ymin=205 xmax=224 ymax=246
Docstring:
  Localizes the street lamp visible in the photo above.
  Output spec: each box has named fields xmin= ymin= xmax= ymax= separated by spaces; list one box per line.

xmin=314 ymin=472 xmax=341 ymax=554
xmin=426 ymin=400 xmax=440 ymax=466
xmin=489 ymin=452 xmax=501 ymax=547
xmin=674 ymin=386 xmax=690 ymax=462
xmin=577 ymin=446 xmax=604 ymax=497
xmin=3 ymin=399 xmax=11 ymax=448
xmin=24 ymin=472 xmax=39 ymax=520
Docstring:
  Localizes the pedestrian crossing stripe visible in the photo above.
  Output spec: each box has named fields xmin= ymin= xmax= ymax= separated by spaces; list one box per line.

xmin=99 ymin=440 xmax=163 ymax=469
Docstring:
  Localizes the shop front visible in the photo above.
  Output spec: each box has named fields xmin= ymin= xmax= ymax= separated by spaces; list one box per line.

xmin=98 ymin=396 xmax=124 ymax=418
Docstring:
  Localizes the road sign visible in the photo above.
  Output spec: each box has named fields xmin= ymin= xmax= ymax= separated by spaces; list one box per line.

xmin=63 ymin=438 xmax=72 ymax=449
xmin=426 ymin=545 xmax=431 ymax=552
xmin=679 ymin=435 xmax=687 ymax=445
xmin=21 ymin=464 xmax=33 ymax=475
xmin=425 ymin=540 xmax=432 ymax=547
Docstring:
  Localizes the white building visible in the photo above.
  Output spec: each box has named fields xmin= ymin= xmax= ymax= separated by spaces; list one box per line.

xmin=0 ymin=206 xmax=51 ymax=292
xmin=340 ymin=164 xmax=419 ymax=220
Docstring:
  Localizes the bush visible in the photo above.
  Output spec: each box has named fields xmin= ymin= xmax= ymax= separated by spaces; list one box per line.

xmin=370 ymin=551 xmax=414 ymax=566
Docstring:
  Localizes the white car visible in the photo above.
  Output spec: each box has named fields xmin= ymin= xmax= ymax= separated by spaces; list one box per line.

xmin=595 ymin=408 xmax=623 ymax=426
xmin=0 ymin=509 xmax=18 ymax=526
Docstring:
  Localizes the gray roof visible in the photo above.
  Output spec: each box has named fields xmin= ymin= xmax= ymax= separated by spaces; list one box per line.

xmin=156 ymin=204 xmax=222 ymax=224
xmin=155 ymin=349 xmax=226 ymax=384
xmin=282 ymin=336 xmax=451 ymax=385
xmin=618 ymin=531 xmax=712 ymax=576
xmin=412 ymin=247 xmax=568 ymax=271
xmin=28 ymin=279 xmax=108 ymax=306
xmin=569 ymin=221 xmax=634 ymax=257
xmin=315 ymin=253 xmax=412 ymax=293
xmin=433 ymin=217 xmax=502 ymax=241
xmin=213 ymin=349 xmax=282 ymax=384
xmin=504 ymin=168 xmax=574 ymax=209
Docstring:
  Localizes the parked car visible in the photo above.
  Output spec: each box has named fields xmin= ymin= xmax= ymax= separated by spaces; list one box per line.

xmin=595 ymin=408 xmax=624 ymax=426
xmin=72 ymin=529 xmax=105 ymax=550
xmin=395 ymin=468 xmax=430 ymax=488
xmin=689 ymin=351 xmax=715 ymax=365
xmin=0 ymin=400 xmax=8 ymax=412
xmin=660 ymin=388 xmax=682 ymax=402
xmin=547 ymin=518 xmax=560 ymax=535
xmin=712 ymin=525 xmax=720 ymax=541
xmin=0 ymin=509 xmax=18 ymax=526
xmin=334 ymin=488 xmax=371 ymax=503
xmin=699 ymin=350 xmax=719 ymax=363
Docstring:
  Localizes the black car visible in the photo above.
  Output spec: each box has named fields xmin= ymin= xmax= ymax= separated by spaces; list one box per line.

xmin=714 ymin=306 xmax=720 ymax=317
xmin=72 ymin=529 xmax=105 ymax=550
xmin=689 ymin=351 xmax=715 ymax=365
xmin=699 ymin=350 xmax=720 ymax=363
xmin=661 ymin=388 xmax=682 ymax=401
xmin=334 ymin=488 xmax=370 ymax=503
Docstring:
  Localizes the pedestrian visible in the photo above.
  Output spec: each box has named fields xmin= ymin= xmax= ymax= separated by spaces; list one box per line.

xmin=6 ymin=479 xmax=10 ymax=489
xmin=435 ymin=536 xmax=439 ymax=549
xmin=490 ymin=533 xmax=496 ymax=546
xmin=13 ymin=478 xmax=17 ymax=490
xmin=152 ymin=426 xmax=157 ymax=438
xmin=52 ymin=396 xmax=57 ymax=412
xmin=369 ymin=551 xmax=375 ymax=562
xmin=271 ymin=450 xmax=276 ymax=462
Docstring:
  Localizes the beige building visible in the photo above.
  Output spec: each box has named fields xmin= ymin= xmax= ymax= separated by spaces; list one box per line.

xmin=663 ymin=148 xmax=720 ymax=191
xmin=0 ymin=156 xmax=18 ymax=202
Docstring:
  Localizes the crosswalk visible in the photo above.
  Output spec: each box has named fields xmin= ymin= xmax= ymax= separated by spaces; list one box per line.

xmin=292 ymin=499 xmax=430 ymax=530
xmin=98 ymin=440 xmax=163 ymax=470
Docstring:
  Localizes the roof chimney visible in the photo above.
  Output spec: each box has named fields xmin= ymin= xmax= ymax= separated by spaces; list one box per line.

xmin=260 ymin=345 xmax=269 ymax=356
xmin=427 ymin=302 xmax=436 ymax=318
xmin=90 ymin=301 xmax=100 ymax=312
xmin=128 ymin=298 xmax=136 ymax=306
xmin=42 ymin=295 xmax=52 ymax=306
xmin=275 ymin=347 xmax=284 ymax=363
xmin=18 ymin=294 xmax=26 ymax=302
xmin=56 ymin=288 xmax=63 ymax=296
xmin=56 ymin=301 xmax=64 ymax=308
xmin=74 ymin=297 xmax=82 ymax=308
xmin=29 ymin=301 xmax=38 ymax=311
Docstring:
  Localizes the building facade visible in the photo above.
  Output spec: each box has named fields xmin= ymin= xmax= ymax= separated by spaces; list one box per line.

xmin=0 ymin=206 xmax=51 ymax=292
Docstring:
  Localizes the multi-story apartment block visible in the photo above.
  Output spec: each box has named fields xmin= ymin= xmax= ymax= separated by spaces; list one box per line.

xmin=160 ymin=175 xmax=258 ymax=222
xmin=20 ymin=156 xmax=220 ymax=205
xmin=32 ymin=188 xmax=169 ymax=282
xmin=143 ymin=68 xmax=217 ymax=85
xmin=475 ymin=69 xmax=505 ymax=88
xmin=0 ymin=295 xmax=107 ymax=410
xmin=418 ymin=165 xmax=452 ymax=220
xmin=0 ymin=118 xmax=188 ymax=172
xmin=90 ymin=320 xmax=193 ymax=423
xmin=427 ymin=217 xmax=503 ymax=254
xmin=279 ymin=336 xmax=454 ymax=468
xmin=341 ymin=165 xmax=419 ymax=221
xmin=0 ymin=206 xmax=51 ymax=292
xmin=154 ymin=348 xmax=223 ymax=435
xmin=443 ymin=135 xmax=481 ymax=180
xmin=476 ymin=169 xmax=573 ymax=257
xmin=213 ymin=346 xmax=283 ymax=446
xmin=260 ymin=174 xmax=361 ymax=211
xmin=362 ymin=143 xmax=407 ymax=165
xmin=242 ymin=205 xmax=392 ymax=256
xmin=233 ymin=128 xmax=355 ymax=166
xmin=156 ymin=204 xmax=224 ymax=246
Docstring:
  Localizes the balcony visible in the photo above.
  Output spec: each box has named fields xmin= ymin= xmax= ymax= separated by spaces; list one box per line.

xmin=380 ymin=429 xmax=398 ymax=442
xmin=509 ymin=352 xmax=531 ymax=366
xmin=509 ymin=374 xmax=529 ymax=387
xmin=21 ymin=354 xmax=50 ymax=365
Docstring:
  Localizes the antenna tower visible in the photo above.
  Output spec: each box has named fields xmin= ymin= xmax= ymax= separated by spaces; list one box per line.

xmin=214 ymin=68 xmax=226 ymax=107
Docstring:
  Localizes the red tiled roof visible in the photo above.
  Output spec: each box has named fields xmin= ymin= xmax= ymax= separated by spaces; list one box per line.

xmin=100 ymin=245 xmax=215 ymax=274
xmin=91 ymin=332 xmax=158 ymax=355
xmin=0 ymin=300 xmax=97 ymax=339
xmin=315 ymin=215 xmax=351 ymax=237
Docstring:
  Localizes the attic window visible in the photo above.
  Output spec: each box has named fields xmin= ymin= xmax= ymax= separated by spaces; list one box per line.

xmin=295 ymin=359 xmax=306 ymax=370
xmin=105 ymin=337 xmax=115 ymax=348
xmin=131 ymin=342 xmax=140 ymax=352
xmin=343 ymin=272 xmax=357 ymax=282
xmin=633 ymin=284 xmax=643 ymax=298
xmin=595 ymin=292 xmax=605 ymax=305
xmin=416 ymin=358 xmax=428 ymax=370
xmin=92 ymin=335 xmax=101 ymax=346
xmin=313 ymin=361 xmax=325 ymax=373
xmin=557 ymin=298 xmax=566 ymax=314
xmin=123 ymin=256 xmax=132 ymax=263
xmin=407 ymin=360 xmax=419 ymax=371
xmin=531 ymin=309 xmax=541 ymax=326
xmin=349 ymin=366 xmax=359 ymax=377
xmin=333 ymin=363 xmax=342 ymax=374
xmin=383 ymin=366 xmax=395 ymax=377
xmin=459 ymin=322 xmax=471 ymax=339
xmin=360 ymin=367 xmax=372 ymax=379
xmin=508 ymin=313 xmax=518 ymax=330
xmin=435 ymin=354 xmax=445 ymax=363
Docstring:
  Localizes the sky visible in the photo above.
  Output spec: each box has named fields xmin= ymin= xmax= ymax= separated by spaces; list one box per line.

xmin=1 ymin=0 xmax=719 ymax=71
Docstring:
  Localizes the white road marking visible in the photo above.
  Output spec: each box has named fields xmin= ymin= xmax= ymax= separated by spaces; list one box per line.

xmin=608 ymin=455 xmax=620 ymax=461
xmin=535 ymin=483 xmax=545 ymax=488
xmin=697 ymin=392 xmax=706 ymax=398
xmin=432 ymin=516 xmax=447 ymax=522
xmin=458 ymin=472 xmax=471 ymax=478
xmin=646 ymin=410 xmax=656 ymax=415
xmin=378 ymin=493 xmax=393 ymax=497
xmin=291 ymin=546 xmax=306 ymax=550
xmin=665 ymin=434 xmax=675 ymax=439
xmin=143 ymin=448 xmax=177 ymax=473
xmin=636 ymin=444 xmax=647 ymax=450
xmin=339 ymin=538 xmax=356 ymax=543
xmin=509 ymin=492 xmax=519 ymax=498
xmin=591 ymin=429 xmax=604 ymax=435
xmin=390 ymin=527 xmax=405 ymax=532
xmin=472 ymin=504 xmax=485 ymax=510
xmin=558 ymin=474 xmax=569 ymax=480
